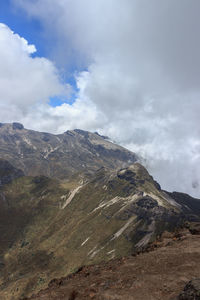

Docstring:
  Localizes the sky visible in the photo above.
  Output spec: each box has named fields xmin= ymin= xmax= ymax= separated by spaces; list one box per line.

xmin=0 ymin=0 xmax=200 ymax=197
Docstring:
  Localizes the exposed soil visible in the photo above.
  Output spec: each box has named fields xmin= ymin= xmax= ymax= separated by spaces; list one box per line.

xmin=24 ymin=226 xmax=200 ymax=300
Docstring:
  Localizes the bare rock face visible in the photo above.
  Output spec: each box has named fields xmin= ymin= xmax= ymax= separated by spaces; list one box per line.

xmin=179 ymin=279 xmax=200 ymax=300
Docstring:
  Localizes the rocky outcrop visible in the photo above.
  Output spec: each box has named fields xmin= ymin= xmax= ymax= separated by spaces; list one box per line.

xmin=179 ymin=278 xmax=200 ymax=300
xmin=12 ymin=122 xmax=24 ymax=130
xmin=188 ymin=223 xmax=200 ymax=235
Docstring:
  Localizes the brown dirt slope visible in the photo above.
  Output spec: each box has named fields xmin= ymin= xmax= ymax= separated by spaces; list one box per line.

xmin=25 ymin=225 xmax=200 ymax=300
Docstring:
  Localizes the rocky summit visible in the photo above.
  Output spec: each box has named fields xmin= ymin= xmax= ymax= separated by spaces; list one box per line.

xmin=0 ymin=124 xmax=199 ymax=300
xmin=0 ymin=123 xmax=137 ymax=179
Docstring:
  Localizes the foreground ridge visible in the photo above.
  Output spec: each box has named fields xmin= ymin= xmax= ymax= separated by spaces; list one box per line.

xmin=0 ymin=161 xmax=200 ymax=299
xmin=23 ymin=224 xmax=200 ymax=300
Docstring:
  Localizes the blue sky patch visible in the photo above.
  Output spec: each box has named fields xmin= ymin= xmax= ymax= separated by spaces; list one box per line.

xmin=0 ymin=0 xmax=45 ymax=57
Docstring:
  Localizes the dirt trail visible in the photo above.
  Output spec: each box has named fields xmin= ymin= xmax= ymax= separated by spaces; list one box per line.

xmin=25 ymin=228 xmax=200 ymax=300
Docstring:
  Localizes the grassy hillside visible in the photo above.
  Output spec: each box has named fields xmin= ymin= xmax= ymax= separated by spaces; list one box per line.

xmin=0 ymin=163 xmax=199 ymax=299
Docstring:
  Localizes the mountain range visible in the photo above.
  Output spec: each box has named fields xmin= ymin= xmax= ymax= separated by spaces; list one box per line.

xmin=0 ymin=123 xmax=199 ymax=300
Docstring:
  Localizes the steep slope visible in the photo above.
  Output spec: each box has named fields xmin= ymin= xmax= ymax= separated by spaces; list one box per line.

xmin=0 ymin=123 xmax=137 ymax=178
xmin=0 ymin=159 xmax=24 ymax=186
xmin=0 ymin=162 xmax=199 ymax=299
xmin=23 ymin=227 xmax=200 ymax=300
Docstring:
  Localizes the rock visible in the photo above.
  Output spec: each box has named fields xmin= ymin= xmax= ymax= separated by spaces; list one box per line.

xmin=154 ymin=180 xmax=161 ymax=190
xmin=179 ymin=278 xmax=200 ymax=299
xmin=48 ymin=278 xmax=65 ymax=288
xmin=117 ymin=169 xmax=136 ymax=184
xmin=42 ymin=134 xmax=50 ymax=142
xmin=137 ymin=196 xmax=158 ymax=209
xmin=12 ymin=122 xmax=24 ymax=130
xmin=188 ymin=223 xmax=200 ymax=235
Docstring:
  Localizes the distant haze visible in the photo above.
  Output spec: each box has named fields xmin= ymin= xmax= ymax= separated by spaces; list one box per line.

xmin=0 ymin=0 xmax=200 ymax=197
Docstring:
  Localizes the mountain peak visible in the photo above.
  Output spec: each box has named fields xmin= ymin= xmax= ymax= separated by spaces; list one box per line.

xmin=0 ymin=122 xmax=24 ymax=131
xmin=0 ymin=123 xmax=137 ymax=179
xmin=12 ymin=122 xmax=24 ymax=130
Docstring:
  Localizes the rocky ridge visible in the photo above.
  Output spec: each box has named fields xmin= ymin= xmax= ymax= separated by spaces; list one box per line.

xmin=0 ymin=123 xmax=137 ymax=179
xmin=0 ymin=161 xmax=199 ymax=299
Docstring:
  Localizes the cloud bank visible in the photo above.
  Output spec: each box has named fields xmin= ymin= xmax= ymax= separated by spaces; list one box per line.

xmin=1 ymin=1 xmax=200 ymax=197
xmin=0 ymin=22 xmax=68 ymax=117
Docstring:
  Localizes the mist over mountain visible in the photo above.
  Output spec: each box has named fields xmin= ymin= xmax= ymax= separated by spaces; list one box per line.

xmin=0 ymin=1 xmax=200 ymax=197
xmin=0 ymin=1 xmax=199 ymax=299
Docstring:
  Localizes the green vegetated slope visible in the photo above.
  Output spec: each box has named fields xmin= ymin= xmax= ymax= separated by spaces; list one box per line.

xmin=0 ymin=162 xmax=199 ymax=299
xmin=0 ymin=159 xmax=24 ymax=185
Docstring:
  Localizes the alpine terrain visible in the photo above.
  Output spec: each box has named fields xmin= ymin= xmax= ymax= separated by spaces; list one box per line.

xmin=0 ymin=123 xmax=199 ymax=300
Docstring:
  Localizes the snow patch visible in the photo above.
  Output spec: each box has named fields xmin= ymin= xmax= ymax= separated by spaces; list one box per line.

xmin=62 ymin=185 xmax=83 ymax=209
xmin=162 ymin=191 xmax=182 ymax=208
xmin=81 ymin=237 xmax=90 ymax=246
xmin=88 ymin=245 xmax=97 ymax=256
xmin=143 ymin=191 xmax=181 ymax=209
xmin=91 ymin=194 xmax=141 ymax=215
xmin=111 ymin=216 xmax=136 ymax=240
xmin=92 ymin=196 xmax=122 ymax=213
xmin=107 ymin=249 xmax=115 ymax=255
xmin=88 ymin=244 xmax=105 ymax=259
xmin=135 ymin=221 xmax=155 ymax=248
xmin=43 ymin=145 xmax=60 ymax=159
xmin=23 ymin=137 xmax=37 ymax=150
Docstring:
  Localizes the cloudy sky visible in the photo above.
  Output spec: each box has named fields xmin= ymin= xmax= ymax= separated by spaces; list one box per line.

xmin=0 ymin=0 xmax=200 ymax=197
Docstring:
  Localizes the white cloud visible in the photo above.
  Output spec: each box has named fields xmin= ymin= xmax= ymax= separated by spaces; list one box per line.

xmin=0 ymin=23 xmax=66 ymax=113
xmin=4 ymin=1 xmax=200 ymax=197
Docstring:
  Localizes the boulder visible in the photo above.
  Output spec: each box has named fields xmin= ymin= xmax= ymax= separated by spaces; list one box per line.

xmin=179 ymin=278 xmax=200 ymax=299
xmin=188 ymin=223 xmax=200 ymax=235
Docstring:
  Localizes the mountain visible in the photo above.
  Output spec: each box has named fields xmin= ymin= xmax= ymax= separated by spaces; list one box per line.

xmin=0 ymin=123 xmax=200 ymax=299
xmin=0 ymin=123 xmax=137 ymax=179
xmin=0 ymin=161 xmax=199 ymax=299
